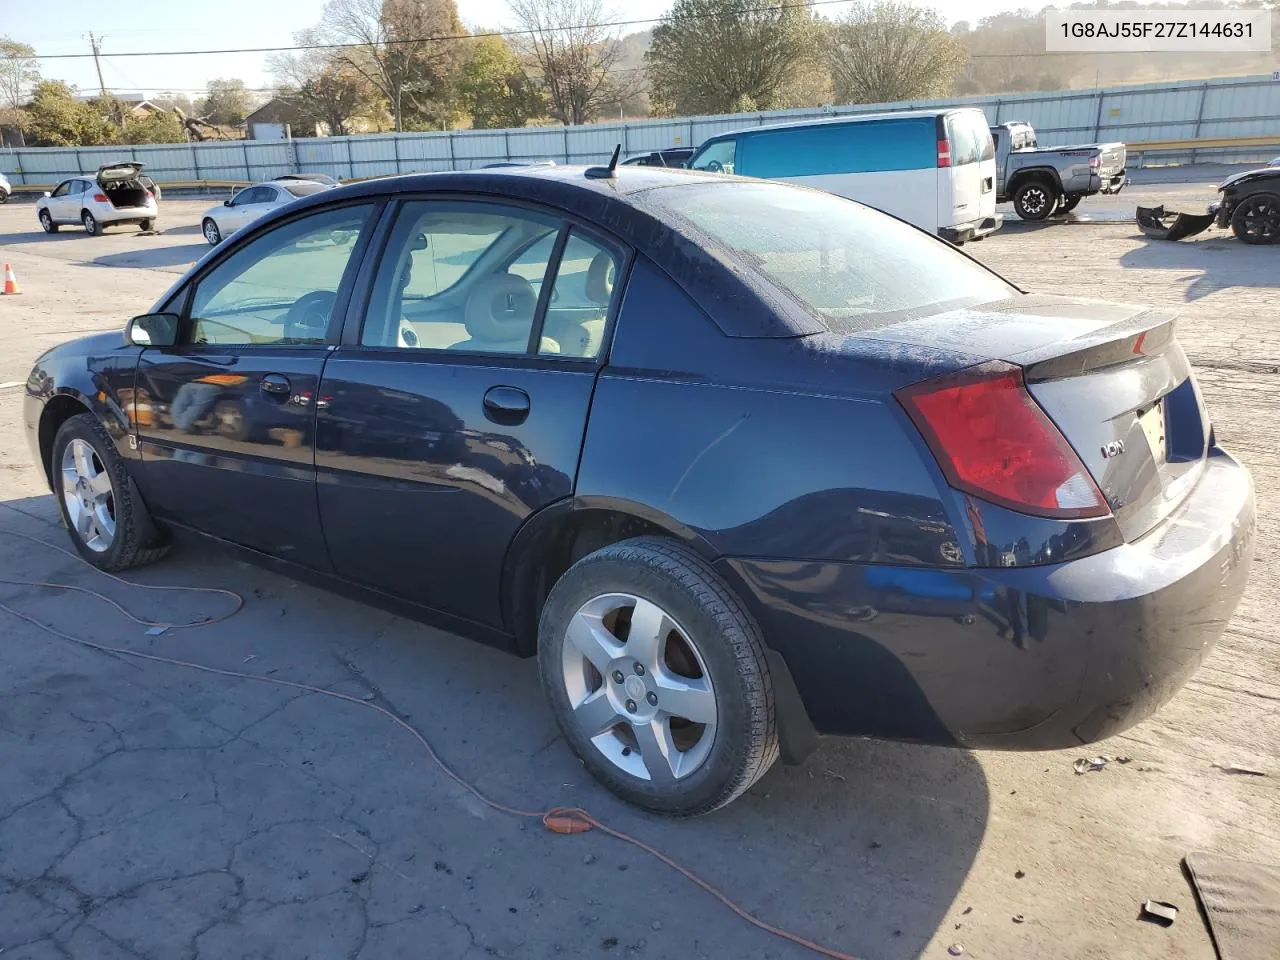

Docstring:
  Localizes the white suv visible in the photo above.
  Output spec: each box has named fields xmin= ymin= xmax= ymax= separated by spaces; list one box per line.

xmin=36 ymin=162 xmax=158 ymax=236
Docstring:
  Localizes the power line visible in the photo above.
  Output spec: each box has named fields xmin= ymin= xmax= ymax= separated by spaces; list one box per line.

xmin=32 ymin=0 xmax=855 ymax=60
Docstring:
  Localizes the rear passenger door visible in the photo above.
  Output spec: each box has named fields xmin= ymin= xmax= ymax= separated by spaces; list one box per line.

xmin=315 ymin=198 xmax=626 ymax=628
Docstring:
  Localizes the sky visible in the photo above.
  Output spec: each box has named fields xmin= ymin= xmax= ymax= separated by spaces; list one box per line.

xmin=16 ymin=0 xmax=1205 ymax=99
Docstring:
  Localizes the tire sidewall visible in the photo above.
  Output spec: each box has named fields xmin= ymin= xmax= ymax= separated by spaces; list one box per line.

xmin=539 ymin=543 xmax=771 ymax=815
xmin=39 ymin=210 xmax=54 ymax=233
xmin=1015 ymin=181 xmax=1056 ymax=221
xmin=51 ymin=415 xmax=136 ymax=569
xmin=82 ymin=211 xmax=99 ymax=235
xmin=203 ymin=219 xmax=221 ymax=245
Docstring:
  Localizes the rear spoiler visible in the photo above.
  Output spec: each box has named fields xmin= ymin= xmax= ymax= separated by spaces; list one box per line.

xmin=1013 ymin=312 xmax=1177 ymax=382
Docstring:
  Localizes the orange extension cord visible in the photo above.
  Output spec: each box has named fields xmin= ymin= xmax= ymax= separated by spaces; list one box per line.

xmin=0 ymin=529 xmax=862 ymax=960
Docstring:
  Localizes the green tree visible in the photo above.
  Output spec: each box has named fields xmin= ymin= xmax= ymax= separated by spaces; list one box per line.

xmin=0 ymin=36 xmax=40 ymax=113
xmin=646 ymin=0 xmax=812 ymax=117
xmin=198 ymin=78 xmax=254 ymax=126
xmin=457 ymin=34 xmax=545 ymax=129
xmin=826 ymin=2 xmax=968 ymax=104
xmin=122 ymin=108 xmax=187 ymax=144
xmin=270 ymin=29 xmax=382 ymax=135
xmin=23 ymin=80 xmax=118 ymax=146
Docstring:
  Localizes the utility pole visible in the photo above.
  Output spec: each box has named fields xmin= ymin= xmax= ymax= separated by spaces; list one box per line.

xmin=87 ymin=33 xmax=107 ymax=96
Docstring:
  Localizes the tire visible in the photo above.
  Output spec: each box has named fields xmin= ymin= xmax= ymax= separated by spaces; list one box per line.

xmin=1013 ymin=179 xmax=1060 ymax=221
xmin=203 ymin=218 xmax=222 ymax=245
xmin=81 ymin=210 xmax=100 ymax=236
xmin=538 ymin=536 xmax=778 ymax=817
xmin=51 ymin=413 xmax=169 ymax=572
xmin=139 ymin=219 xmax=155 ymax=232
xmin=1230 ymin=194 xmax=1280 ymax=245
xmin=0 ymin=191 xmax=8 ymax=204
xmin=39 ymin=210 xmax=58 ymax=234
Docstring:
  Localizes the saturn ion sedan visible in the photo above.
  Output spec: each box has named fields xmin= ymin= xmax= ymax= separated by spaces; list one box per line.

xmin=24 ymin=165 xmax=1253 ymax=816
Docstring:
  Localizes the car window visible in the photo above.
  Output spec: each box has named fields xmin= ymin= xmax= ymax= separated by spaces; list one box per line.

xmin=690 ymin=138 xmax=736 ymax=174
xmin=187 ymin=204 xmax=373 ymax=347
xmin=361 ymin=200 xmax=561 ymax=354
xmin=281 ymin=181 xmax=328 ymax=198
xmin=538 ymin=231 xmax=620 ymax=359
xmin=946 ymin=114 xmax=981 ymax=166
xmin=51 ymin=181 xmax=71 ymax=198
xmin=642 ymin=181 xmax=1014 ymax=330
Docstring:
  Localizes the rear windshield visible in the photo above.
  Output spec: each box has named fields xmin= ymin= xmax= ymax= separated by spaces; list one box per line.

xmin=639 ymin=181 xmax=1014 ymax=332
xmin=946 ymin=111 xmax=996 ymax=164
xmin=282 ymin=181 xmax=329 ymax=197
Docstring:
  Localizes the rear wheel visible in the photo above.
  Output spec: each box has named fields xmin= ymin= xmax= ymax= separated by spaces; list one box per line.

xmin=1230 ymin=194 xmax=1280 ymax=245
xmin=51 ymin=413 xmax=169 ymax=571
xmin=203 ymin=218 xmax=222 ymax=245
xmin=81 ymin=211 xmax=100 ymax=236
xmin=1013 ymin=180 xmax=1060 ymax=221
xmin=538 ymin=537 xmax=778 ymax=817
xmin=139 ymin=219 xmax=155 ymax=232
xmin=39 ymin=210 xmax=57 ymax=233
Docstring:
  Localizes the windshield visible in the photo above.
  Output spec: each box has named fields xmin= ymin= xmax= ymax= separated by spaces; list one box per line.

xmin=689 ymin=138 xmax=736 ymax=174
xmin=639 ymin=182 xmax=1015 ymax=331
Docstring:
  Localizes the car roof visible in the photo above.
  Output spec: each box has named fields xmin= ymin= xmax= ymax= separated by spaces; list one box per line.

xmin=234 ymin=165 xmax=827 ymax=338
xmin=700 ymin=107 xmax=977 ymax=145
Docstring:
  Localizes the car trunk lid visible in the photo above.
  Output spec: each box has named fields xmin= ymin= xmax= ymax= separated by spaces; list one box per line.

xmin=97 ymin=162 xmax=151 ymax=209
xmin=870 ymin=294 xmax=1209 ymax=541
xmin=97 ymin=161 xmax=145 ymax=185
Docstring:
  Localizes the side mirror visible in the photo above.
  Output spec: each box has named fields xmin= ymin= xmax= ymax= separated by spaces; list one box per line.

xmin=224 ymin=199 xmax=233 ymax=206
xmin=126 ymin=312 xmax=180 ymax=348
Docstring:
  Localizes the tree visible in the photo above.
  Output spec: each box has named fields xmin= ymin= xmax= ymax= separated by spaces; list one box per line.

xmin=646 ymin=0 xmax=812 ymax=117
xmin=270 ymin=29 xmax=381 ymax=135
xmin=198 ymin=78 xmax=254 ymax=126
xmin=826 ymin=2 xmax=968 ymax=104
xmin=456 ymin=33 xmax=545 ymax=129
xmin=23 ymin=80 xmax=118 ymax=146
xmin=507 ymin=0 xmax=632 ymax=125
xmin=321 ymin=0 xmax=465 ymax=132
xmin=121 ymin=108 xmax=186 ymax=144
xmin=0 ymin=36 xmax=40 ymax=114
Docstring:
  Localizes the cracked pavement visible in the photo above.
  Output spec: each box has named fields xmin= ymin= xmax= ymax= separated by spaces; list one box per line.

xmin=2 ymin=190 xmax=1279 ymax=959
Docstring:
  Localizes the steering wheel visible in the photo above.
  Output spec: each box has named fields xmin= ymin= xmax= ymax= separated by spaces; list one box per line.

xmin=706 ymin=160 xmax=724 ymax=173
xmin=283 ymin=290 xmax=336 ymax=342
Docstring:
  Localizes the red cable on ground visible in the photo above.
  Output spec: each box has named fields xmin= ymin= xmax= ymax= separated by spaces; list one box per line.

xmin=0 ymin=530 xmax=862 ymax=960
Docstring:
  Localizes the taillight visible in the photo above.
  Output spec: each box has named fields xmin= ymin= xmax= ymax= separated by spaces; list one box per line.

xmin=93 ymin=193 xmax=107 ymax=202
xmin=937 ymin=139 xmax=952 ymax=168
xmin=896 ymin=362 xmax=1108 ymax=519
xmin=1089 ymin=155 xmax=1100 ymax=169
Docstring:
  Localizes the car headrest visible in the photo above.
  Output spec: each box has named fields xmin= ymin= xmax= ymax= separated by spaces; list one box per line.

xmin=585 ymin=252 xmax=614 ymax=306
xmin=464 ymin=274 xmax=538 ymax=342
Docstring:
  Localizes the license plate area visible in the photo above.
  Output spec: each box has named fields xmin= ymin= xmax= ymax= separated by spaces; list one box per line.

xmin=1138 ymin=401 xmax=1167 ymax=464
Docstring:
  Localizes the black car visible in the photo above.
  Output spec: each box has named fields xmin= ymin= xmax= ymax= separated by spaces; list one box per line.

xmin=1213 ymin=166 xmax=1280 ymax=244
xmin=621 ymin=148 xmax=694 ymax=168
xmin=24 ymin=166 xmax=1254 ymax=816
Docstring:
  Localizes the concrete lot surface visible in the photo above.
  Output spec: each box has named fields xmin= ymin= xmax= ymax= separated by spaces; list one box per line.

xmin=1 ymin=185 xmax=1277 ymax=960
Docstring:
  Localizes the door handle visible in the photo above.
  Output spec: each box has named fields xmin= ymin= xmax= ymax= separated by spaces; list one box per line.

xmin=483 ymin=385 xmax=530 ymax=424
xmin=260 ymin=373 xmax=292 ymax=396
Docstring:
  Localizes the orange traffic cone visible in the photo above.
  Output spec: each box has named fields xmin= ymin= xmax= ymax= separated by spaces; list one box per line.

xmin=2 ymin=263 xmax=19 ymax=295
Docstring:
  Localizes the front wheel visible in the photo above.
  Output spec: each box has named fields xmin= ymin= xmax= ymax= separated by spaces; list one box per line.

xmin=203 ymin=218 xmax=222 ymax=245
xmin=1013 ymin=180 xmax=1060 ymax=221
xmin=538 ymin=537 xmax=778 ymax=817
xmin=1231 ymin=194 xmax=1280 ymax=245
xmin=51 ymin=413 xmax=169 ymax=571
xmin=81 ymin=211 xmax=100 ymax=236
xmin=39 ymin=210 xmax=58 ymax=233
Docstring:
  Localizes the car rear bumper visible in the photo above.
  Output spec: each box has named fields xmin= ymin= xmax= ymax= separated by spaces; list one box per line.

xmin=939 ymin=214 xmax=1003 ymax=244
xmin=720 ymin=448 xmax=1254 ymax=753
xmin=1100 ymin=171 xmax=1128 ymax=194
xmin=97 ymin=204 xmax=157 ymax=223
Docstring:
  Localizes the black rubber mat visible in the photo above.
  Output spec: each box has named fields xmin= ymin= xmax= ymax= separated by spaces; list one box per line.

xmin=1185 ymin=852 xmax=1280 ymax=960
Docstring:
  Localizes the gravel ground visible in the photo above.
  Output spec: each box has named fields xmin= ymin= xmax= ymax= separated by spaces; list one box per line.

xmin=0 ymin=187 xmax=1276 ymax=960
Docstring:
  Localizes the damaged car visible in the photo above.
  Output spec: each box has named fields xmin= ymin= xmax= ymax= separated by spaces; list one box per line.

xmin=36 ymin=162 xmax=158 ymax=236
xmin=1138 ymin=164 xmax=1280 ymax=245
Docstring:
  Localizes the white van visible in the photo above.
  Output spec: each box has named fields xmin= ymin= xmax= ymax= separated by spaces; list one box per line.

xmin=688 ymin=108 xmax=1001 ymax=243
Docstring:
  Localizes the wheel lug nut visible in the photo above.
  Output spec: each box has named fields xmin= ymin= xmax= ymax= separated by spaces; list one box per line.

xmin=646 ymin=692 xmax=658 ymax=706
xmin=612 ymin=670 xmax=625 ymax=683
xmin=633 ymin=663 xmax=645 ymax=676
xmin=625 ymin=699 xmax=637 ymax=713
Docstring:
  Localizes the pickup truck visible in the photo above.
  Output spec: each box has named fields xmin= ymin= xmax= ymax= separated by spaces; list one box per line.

xmin=991 ymin=122 xmax=1127 ymax=221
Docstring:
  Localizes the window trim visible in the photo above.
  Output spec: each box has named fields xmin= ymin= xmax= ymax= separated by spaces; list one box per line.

xmin=171 ymin=197 xmax=384 ymax=352
xmin=337 ymin=193 xmax=633 ymax=367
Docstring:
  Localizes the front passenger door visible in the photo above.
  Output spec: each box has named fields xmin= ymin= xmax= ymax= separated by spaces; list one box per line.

xmin=134 ymin=201 xmax=378 ymax=567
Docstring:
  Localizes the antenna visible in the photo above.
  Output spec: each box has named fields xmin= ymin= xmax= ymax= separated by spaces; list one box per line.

xmin=585 ymin=143 xmax=623 ymax=180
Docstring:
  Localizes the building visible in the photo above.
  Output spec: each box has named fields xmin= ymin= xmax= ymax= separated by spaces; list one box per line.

xmin=244 ymin=98 xmax=317 ymax=140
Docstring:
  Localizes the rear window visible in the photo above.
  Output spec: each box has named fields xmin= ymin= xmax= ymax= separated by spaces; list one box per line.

xmin=282 ymin=181 xmax=329 ymax=198
xmin=946 ymin=111 xmax=995 ymax=165
xmin=639 ymin=181 xmax=1014 ymax=332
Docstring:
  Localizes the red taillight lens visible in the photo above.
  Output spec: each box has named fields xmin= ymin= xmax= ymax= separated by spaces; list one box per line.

xmin=896 ymin=362 xmax=1108 ymax=519
xmin=937 ymin=139 xmax=952 ymax=168
xmin=93 ymin=193 xmax=107 ymax=202
xmin=1089 ymin=155 xmax=1100 ymax=169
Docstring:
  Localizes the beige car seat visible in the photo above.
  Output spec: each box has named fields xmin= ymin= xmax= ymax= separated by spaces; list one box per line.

xmin=542 ymin=252 xmax=613 ymax=358
xmin=450 ymin=273 xmax=559 ymax=354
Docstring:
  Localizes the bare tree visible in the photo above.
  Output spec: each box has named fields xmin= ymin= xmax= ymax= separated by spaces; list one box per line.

xmin=0 ymin=36 xmax=41 ymax=114
xmin=826 ymin=2 xmax=968 ymax=105
xmin=270 ymin=29 xmax=381 ymax=135
xmin=506 ymin=0 xmax=632 ymax=125
xmin=321 ymin=0 xmax=464 ymax=132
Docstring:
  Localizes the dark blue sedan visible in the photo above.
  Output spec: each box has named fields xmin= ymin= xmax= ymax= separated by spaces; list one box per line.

xmin=24 ymin=165 xmax=1254 ymax=816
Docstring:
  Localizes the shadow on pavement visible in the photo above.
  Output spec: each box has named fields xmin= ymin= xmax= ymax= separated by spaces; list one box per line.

xmin=1120 ymin=235 xmax=1279 ymax=301
xmin=93 ymin=244 xmax=207 ymax=270
xmin=0 ymin=493 xmax=987 ymax=960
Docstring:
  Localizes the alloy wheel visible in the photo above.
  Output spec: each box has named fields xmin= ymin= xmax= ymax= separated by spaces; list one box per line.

xmin=1234 ymin=196 xmax=1280 ymax=243
xmin=559 ymin=593 xmax=717 ymax=783
xmin=1019 ymin=185 xmax=1049 ymax=218
xmin=61 ymin=439 xmax=115 ymax=552
xmin=204 ymin=219 xmax=221 ymax=245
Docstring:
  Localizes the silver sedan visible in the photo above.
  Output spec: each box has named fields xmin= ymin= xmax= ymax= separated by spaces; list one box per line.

xmin=201 ymin=179 xmax=334 ymax=245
